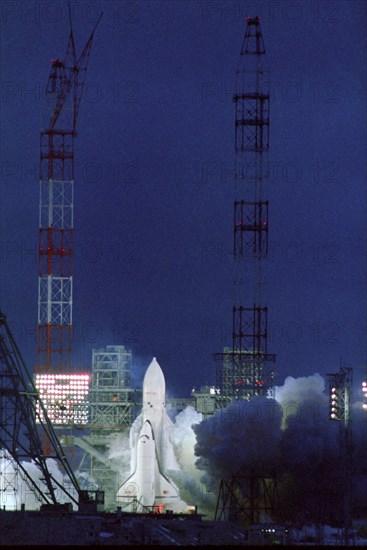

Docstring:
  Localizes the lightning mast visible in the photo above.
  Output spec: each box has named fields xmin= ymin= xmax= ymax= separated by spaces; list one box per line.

xmin=214 ymin=18 xmax=278 ymax=524
xmin=215 ymin=16 xmax=275 ymax=404
xmin=37 ymin=6 xmax=102 ymax=375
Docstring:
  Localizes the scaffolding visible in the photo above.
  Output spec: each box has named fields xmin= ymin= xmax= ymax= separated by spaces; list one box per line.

xmin=89 ymin=346 xmax=134 ymax=429
xmin=66 ymin=345 xmax=135 ymax=511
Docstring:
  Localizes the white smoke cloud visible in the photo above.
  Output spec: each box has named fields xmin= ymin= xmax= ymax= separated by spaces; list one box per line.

xmin=107 ymin=430 xmax=131 ymax=488
xmin=0 ymin=451 xmax=77 ymax=511
xmin=275 ymin=372 xmax=326 ymax=406
xmin=170 ymin=407 xmax=208 ymax=505
xmin=274 ymin=373 xmax=328 ymax=429
xmin=169 ymin=406 xmax=218 ymax=517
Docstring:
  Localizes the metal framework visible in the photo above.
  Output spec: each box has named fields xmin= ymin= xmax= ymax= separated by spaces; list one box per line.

xmin=37 ymin=7 xmax=102 ymax=373
xmin=234 ymin=200 xmax=268 ymax=258
xmin=89 ymin=345 xmax=134 ymax=429
xmin=63 ymin=346 xmax=135 ymax=511
xmin=328 ymin=367 xmax=352 ymax=425
xmin=215 ymin=351 xmax=275 ymax=405
xmin=234 ymin=17 xmax=269 ymax=153
xmin=327 ymin=367 xmax=353 ymax=545
xmin=215 ymin=16 xmax=275 ymax=403
xmin=0 ymin=310 xmax=80 ymax=507
xmin=215 ymin=472 xmax=278 ymax=525
xmin=215 ymin=305 xmax=275 ymax=403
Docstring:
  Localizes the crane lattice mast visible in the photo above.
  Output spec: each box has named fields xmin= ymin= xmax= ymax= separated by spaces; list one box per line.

xmin=37 ymin=8 xmax=102 ymax=374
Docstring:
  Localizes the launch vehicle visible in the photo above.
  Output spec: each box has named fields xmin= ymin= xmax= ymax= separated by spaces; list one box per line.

xmin=117 ymin=358 xmax=180 ymax=511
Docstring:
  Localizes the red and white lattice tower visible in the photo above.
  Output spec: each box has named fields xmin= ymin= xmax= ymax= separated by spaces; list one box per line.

xmin=36 ymin=10 xmax=102 ymax=375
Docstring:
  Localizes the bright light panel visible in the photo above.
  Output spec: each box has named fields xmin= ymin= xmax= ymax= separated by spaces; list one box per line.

xmin=35 ymin=373 xmax=90 ymax=425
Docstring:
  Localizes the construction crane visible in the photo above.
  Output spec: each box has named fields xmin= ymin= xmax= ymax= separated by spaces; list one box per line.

xmin=37 ymin=3 xmax=102 ymax=374
xmin=0 ymin=310 xmax=80 ymax=507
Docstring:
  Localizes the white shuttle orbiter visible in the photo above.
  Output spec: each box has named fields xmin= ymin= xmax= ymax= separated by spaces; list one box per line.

xmin=117 ymin=358 xmax=180 ymax=511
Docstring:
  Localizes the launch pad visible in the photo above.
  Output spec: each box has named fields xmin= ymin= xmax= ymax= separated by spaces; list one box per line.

xmin=0 ymin=507 xmax=246 ymax=546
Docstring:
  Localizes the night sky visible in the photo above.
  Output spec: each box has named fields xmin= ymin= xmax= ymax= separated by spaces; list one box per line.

xmin=1 ymin=0 xmax=366 ymax=398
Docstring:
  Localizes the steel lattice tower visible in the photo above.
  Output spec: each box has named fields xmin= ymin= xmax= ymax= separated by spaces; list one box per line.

xmin=36 ymin=9 xmax=102 ymax=374
xmin=215 ymin=16 xmax=275 ymax=404
xmin=0 ymin=310 xmax=80 ymax=507
xmin=214 ymin=19 xmax=278 ymax=525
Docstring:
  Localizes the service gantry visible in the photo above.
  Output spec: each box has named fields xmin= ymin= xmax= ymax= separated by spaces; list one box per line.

xmin=65 ymin=345 xmax=136 ymax=511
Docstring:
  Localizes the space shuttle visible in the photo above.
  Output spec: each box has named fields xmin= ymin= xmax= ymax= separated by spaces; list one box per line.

xmin=117 ymin=358 xmax=180 ymax=511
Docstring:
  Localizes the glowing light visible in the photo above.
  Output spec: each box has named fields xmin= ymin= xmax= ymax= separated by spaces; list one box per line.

xmin=34 ymin=373 xmax=90 ymax=425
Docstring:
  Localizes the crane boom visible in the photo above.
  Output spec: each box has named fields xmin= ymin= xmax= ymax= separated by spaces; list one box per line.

xmin=46 ymin=11 xmax=103 ymax=131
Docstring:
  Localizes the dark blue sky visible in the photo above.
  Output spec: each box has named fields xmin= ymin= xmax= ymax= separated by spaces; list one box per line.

xmin=1 ymin=0 xmax=366 ymax=397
